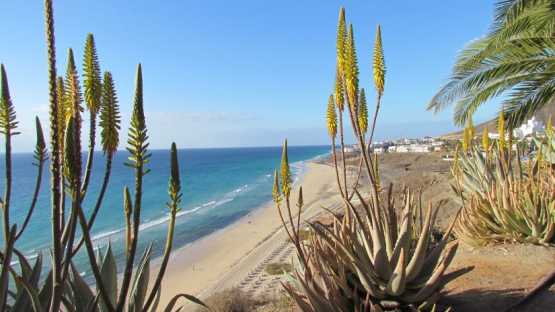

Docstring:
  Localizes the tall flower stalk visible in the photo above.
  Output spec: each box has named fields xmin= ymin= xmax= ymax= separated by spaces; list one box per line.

xmin=44 ymin=0 xmax=63 ymax=309
xmin=117 ymin=64 xmax=150 ymax=312
xmin=369 ymin=24 xmax=385 ymax=144
xmin=81 ymin=33 xmax=102 ymax=198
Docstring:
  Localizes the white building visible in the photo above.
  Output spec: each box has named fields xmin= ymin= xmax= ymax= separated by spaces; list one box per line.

xmin=411 ymin=144 xmax=431 ymax=153
xmin=373 ymin=147 xmax=386 ymax=154
xmin=488 ymin=132 xmax=500 ymax=139
xmin=513 ymin=116 xmax=545 ymax=139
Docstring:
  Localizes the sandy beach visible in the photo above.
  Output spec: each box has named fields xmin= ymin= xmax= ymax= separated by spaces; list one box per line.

xmin=152 ymin=161 xmax=342 ymax=309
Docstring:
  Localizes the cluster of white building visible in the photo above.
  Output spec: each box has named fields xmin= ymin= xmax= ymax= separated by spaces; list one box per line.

xmin=487 ymin=116 xmax=546 ymax=141
xmin=340 ymin=117 xmax=547 ymax=156
xmin=370 ymin=136 xmax=445 ymax=154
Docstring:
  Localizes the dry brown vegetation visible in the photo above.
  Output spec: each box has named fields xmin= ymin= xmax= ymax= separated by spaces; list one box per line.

xmin=265 ymin=263 xmax=293 ymax=275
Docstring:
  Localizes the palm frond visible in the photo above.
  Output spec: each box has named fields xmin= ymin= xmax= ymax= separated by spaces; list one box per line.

xmin=429 ymin=0 xmax=555 ymax=128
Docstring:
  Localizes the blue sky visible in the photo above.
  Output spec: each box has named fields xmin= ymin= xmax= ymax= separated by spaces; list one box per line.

xmin=0 ymin=1 xmax=495 ymax=152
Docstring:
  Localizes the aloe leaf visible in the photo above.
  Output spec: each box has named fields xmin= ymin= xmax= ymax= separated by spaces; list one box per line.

xmin=149 ymin=287 xmax=161 ymax=312
xmin=406 ymin=206 xmax=434 ymax=282
xmin=389 ymin=209 xmax=411 ymax=269
xmin=28 ymin=254 xmax=43 ymax=289
xmin=98 ymin=243 xmax=117 ymax=312
xmin=17 ymin=252 xmax=33 ymax=285
xmin=68 ymin=264 xmax=95 ymax=311
xmin=38 ymin=270 xmax=52 ymax=309
xmin=386 ymin=249 xmax=406 ymax=296
xmin=403 ymin=243 xmax=458 ymax=303
xmin=163 ymin=293 xmax=209 ymax=312
xmin=11 ymin=253 xmax=43 ymax=311
xmin=13 ymin=274 xmax=44 ymax=312
xmin=129 ymin=245 xmax=152 ymax=312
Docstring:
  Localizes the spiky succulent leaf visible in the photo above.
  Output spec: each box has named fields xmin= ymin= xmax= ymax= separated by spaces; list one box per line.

xmin=83 ymin=33 xmax=102 ymax=115
xmin=0 ymin=64 xmax=18 ymax=135
xmin=68 ymin=264 xmax=95 ymax=311
xmin=326 ymin=95 xmax=337 ymax=138
xmin=129 ymin=245 xmax=152 ymax=312
xmin=99 ymin=71 xmax=120 ymax=156
xmin=358 ymin=88 xmax=368 ymax=134
xmin=98 ymin=244 xmax=117 ymax=312
xmin=373 ymin=25 xmax=386 ymax=96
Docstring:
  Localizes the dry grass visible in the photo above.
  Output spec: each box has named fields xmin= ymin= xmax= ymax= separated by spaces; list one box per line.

xmin=258 ymin=294 xmax=296 ymax=312
xmin=265 ymin=262 xmax=293 ymax=275
xmin=195 ymin=288 xmax=264 ymax=312
xmin=286 ymin=229 xmax=311 ymax=243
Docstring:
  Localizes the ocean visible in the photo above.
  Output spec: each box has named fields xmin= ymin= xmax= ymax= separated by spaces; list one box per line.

xmin=0 ymin=145 xmax=329 ymax=279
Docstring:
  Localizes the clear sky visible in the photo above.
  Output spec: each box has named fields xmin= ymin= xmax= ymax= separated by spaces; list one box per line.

xmin=0 ymin=1 xmax=496 ymax=152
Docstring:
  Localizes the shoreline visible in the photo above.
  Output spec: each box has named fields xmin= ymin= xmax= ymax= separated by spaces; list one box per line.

xmin=152 ymin=160 xmax=340 ymax=308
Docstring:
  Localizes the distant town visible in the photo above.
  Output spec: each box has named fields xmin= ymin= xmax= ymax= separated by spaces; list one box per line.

xmin=341 ymin=116 xmax=548 ymax=159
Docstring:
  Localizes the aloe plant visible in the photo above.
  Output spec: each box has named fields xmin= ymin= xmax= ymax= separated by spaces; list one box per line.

xmin=453 ymin=135 xmax=555 ymax=246
xmin=534 ymin=118 xmax=555 ymax=164
xmin=0 ymin=1 xmax=205 ymax=311
xmin=273 ymin=7 xmax=460 ymax=311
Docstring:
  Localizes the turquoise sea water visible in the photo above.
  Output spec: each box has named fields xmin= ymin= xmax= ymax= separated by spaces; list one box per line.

xmin=0 ymin=145 xmax=329 ymax=279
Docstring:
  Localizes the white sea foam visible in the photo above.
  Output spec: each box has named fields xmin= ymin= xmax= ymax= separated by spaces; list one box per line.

xmin=85 ymin=182 xmax=252 ymax=245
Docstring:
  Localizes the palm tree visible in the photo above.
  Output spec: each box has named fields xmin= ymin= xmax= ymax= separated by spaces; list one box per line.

xmin=428 ymin=0 xmax=555 ymax=129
